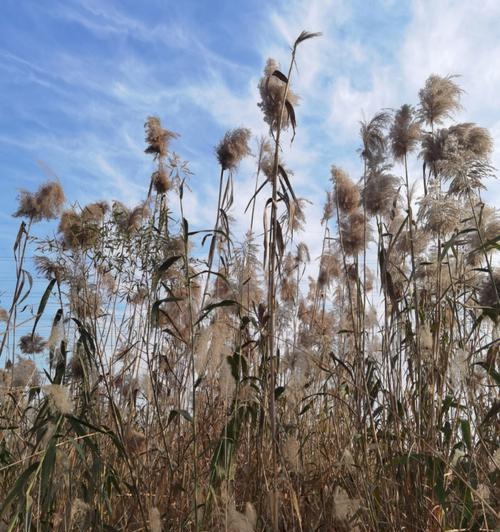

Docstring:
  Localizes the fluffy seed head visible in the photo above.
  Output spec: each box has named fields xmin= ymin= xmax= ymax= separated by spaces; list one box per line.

xmin=227 ymin=504 xmax=255 ymax=532
xmin=34 ymin=256 xmax=66 ymax=282
xmin=152 ymin=166 xmax=171 ymax=194
xmin=124 ymin=428 xmax=147 ymax=456
xmin=12 ymin=357 xmax=39 ymax=388
xmin=449 ymin=123 xmax=493 ymax=159
xmin=258 ymin=58 xmax=299 ymax=132
xmin=19 ymin=333 xmax=46 ymax=355
xmin=360 ymin=111 xmax=391 ymax=168
xmin=14 ymin=181 xmax=65 ymax=222
xmin=70 ymin=498 xmax=90 ymax=529
xmin=331 ymin=166 xmax=360 ymax=214
xmin=81 ymin=201 xmax=108 ymax=224
xmin=44 ymin=384 xmax=73 ymax=414
xmin=419 ymin=74 xmax=463 ymax=126
xmin=322 ymin=190 xmax=335 ymax=223
xmin=128 ymin=202 xmax=151 ymax=232
xmin=59 ymin=209 xmax=100 ymax=250
xmin=339 ymin=209 xmax=372 ymax=255
xmin=149 ymin=507 xmax=162 ymax=532
xmin=363 ymin=170 xmax=399 ymax=217
xmin=467 ymin=206 xmax=500 ymax=265
xmin=479 ymin=269 xmax=500 ymax=320
xmin=390 ymin=104 xmax=421 ymax=161
xmin=418 ymin=183 xmax=463 ymax=236
xmin=144 ymin=116 xmax=178 ymax=160
xmin=216 ymin=128 xmax=252 ymax=170
xmin=295 ymin=242 xmax=310 ymax=264
xmin=318 ymin=253 xmax=341 ymax=289
xmin=420 ymin=129 xmax=448 ymax=175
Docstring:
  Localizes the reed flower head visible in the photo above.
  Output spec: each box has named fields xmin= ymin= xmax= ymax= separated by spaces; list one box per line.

xmin=295 ymin=242 xmax=310 ymax=264
xmin=149 ymin=507 xmax=162 ymax=532
xmin=479 ymin=269 xmax=500 ymax=320
xmin=70 ymin=499 xmax=90 ymax=529
xmin=418 ymin=74 xmax=462 ymax=126
xmin=360 ymin=111 xmax=390 ymax=168
xmin=124 ymin=428 xmax=147 ymax=455
xmin=432 ymin=123 xmax=495 ymax=195
xmin=333 ymin=486 xmax=361 ymax=520
xmin=81 ymin=201 xmax=108 ymax=224
xmin=339 ymin=208 xmax=372 ymax=255
xmin=331 ymin=166 xmax=360 ymax=214
xmin=318 ymin=253 xmax=341 ymax=289
xmin=420 ymin=128 xmax=448 ymax=177
xmin=363 ymin=170 xmax=399 ymax=217
xmin=34 ymin=256 xmax=66 ymax=282
xmin=418 ymin=182 xmax=463 ymax=235
xmin=449 ymin=122 xmax=493 ymax=159
xmin=321 ymin=190 xmax=335 ymax=223
xmin=14 ymin=181 xmax=65 ymax=222
xmin=0 ymin=308 xmax=9 ymax=322
xmin=258 ymin=58 xmax=299 ymax=132
xmin=144 ymin=116 xmax=178 ymax=160
xmin=289 ymin=197 xmax=307 ymax=232
xmin=128 ymin=202 xmax=151 ymax=232
xmin=467 ymin=206 xmax=500 ymax=265
xmin=390 ymin=104 xmax=421 ymax=161
xmin=152 ymin=166 xmax=171 ymax=194
xmin=19 ymin=333 xmax=46 ymax=355
xmin=12 ymin=357 xmax=39 ymax=388
xmin=227 ymin=503 xmax=256 ymax=532
xmin=59 ymin=209 xmax=101 ymax=250
xmin=216 ymin=127 xmax=252 ymax=170
xmin=44 ymin=384 xmax=73 ymax=414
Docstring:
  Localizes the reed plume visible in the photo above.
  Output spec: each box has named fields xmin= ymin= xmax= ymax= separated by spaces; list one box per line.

xmin=390 ymin=104 xmax=421 ymax=161
xmin=14 ymin=181 xmax=65 ymax=222
xmin=258 ymin=58 xmax=299 ymax=132
xmin=216 ymin=127 xmax=252 ymax=170
xmin=331 ymin=166 xmax=360 ymax=213
xmin=418 ymin=74 xmax=463 ymax=126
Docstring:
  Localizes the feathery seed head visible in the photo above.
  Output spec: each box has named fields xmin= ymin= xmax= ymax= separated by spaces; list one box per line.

xmin=258 ymin=58 xmax=299 ymax=132
xmin=339 ymin=208 xmax=372 ymax=255
xmin=363 ymin=170 xmax=399 ymax=217
xmin=44 ymin=384 xmax=73 ymax=414
xmin=152 ymin=166 xmax=172 ymax=194
xmin=390 ymin=104 xmax=421 ymax=161
xmin=216 ymin=127 xmax=252 ymax=170
xmin=19 ymin=333 xmax=46 ymax=355
xmin=12 ymin=357 xmax=39 ymax=388
xmin=479 ymin=269 xmax=500 ymax=321
xmin=331 ymin=166 xmax=360 ymax=214
xmin=14 ymin=181 xmax=65 ymax=222
xmin=419 ymin=74 xmax=463 ymax=126
xmin=145 ymin=116 xmax=178 ymax=160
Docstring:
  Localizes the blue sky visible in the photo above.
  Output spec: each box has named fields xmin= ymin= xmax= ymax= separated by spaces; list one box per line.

xmin=1 ymin=0 xmax=500 ymax=333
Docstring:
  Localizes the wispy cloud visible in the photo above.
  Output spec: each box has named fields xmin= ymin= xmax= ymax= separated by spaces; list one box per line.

xmin=1 ymin=0 xmax=499 ymax=263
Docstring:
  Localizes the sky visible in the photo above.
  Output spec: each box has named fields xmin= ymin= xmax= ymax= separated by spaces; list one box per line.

xmin=1 ymin=0 xmax=500 ymax=338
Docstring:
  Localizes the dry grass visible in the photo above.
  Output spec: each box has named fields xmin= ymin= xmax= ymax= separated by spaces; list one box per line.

xmin=0 ymin=32 xmax=498 ymax=532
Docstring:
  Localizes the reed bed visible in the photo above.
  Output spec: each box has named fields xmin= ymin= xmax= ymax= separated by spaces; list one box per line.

xmin=0 ymin=32 xmax=498 ymax=531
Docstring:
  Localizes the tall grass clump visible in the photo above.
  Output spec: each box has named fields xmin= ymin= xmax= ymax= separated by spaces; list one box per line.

xmin=0 ymin=34 xmax=498 ymax=531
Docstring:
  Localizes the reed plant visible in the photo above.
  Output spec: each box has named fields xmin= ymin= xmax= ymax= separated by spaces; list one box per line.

xmin=0 ymin=31 xmax=498 ymax=531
